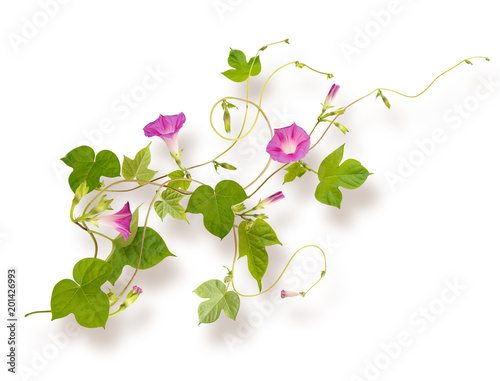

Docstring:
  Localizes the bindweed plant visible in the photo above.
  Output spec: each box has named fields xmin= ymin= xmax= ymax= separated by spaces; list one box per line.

xmin=25 ymin=39 xmax=489 ymax=328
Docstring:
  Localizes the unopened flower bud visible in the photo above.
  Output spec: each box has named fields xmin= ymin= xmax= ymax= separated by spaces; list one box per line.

xmin=322 ymin=84 xmax=340 ymax=112
xmin=88 ymin=195 xmax=113 ymax=215
xmin=256 ymin=191 xmax=285 ymax=209
xmin=218 ymin=162 xmax=237 ymax=170
xmin=107 ymin=289 xmax=119 ymax=304
xmin=73 ymin=182 xmax=89 ymax=205
xmin=281 ymin=290 xmax=301 ymax=299
xmin=232 ymin=203 xmax=246 ymax=213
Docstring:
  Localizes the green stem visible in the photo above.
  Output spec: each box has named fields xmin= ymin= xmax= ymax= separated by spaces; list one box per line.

xmin=248 ymin=164 xmax=287 ymax=198
xmin=309 ymin=120 xmax=321 ymax=136
xmin=229 ymin=228 xmax=327 ymax=298
xmin=87 ymin=230 xmax=114 ymax=242
xmin=81 ymin=221 xmax=99 ymax=258
xmin=299 ymin=62 xmax=333 ymax=78
xmin=310 ymin=56 xmax=490 ymax=150
xmin=25 ymin=310 xmax=51 ymax=318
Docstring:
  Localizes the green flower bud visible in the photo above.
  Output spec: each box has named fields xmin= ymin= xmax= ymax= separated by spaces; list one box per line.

xmin=219 ymin=162 xmax=237 ymax=170
xmin=73 ymin=182 xmax=89 ymax=205
xmin=223 ymin=108 xmax=231 ymax=133
xmin=232 ymin=203 xmax=246 ymax=213
xmin=88 ymin=195 xmax=113 ymax=215
xmin=333 ymin=122 xmax=349 ymax=134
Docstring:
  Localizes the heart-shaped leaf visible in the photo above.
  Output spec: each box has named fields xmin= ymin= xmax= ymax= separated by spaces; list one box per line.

xmin=51 ymin=258 xmax=113 ymax=328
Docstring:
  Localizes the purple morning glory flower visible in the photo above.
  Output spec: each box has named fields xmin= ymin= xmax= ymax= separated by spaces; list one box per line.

xmin=143 ymin=113 xmax=186 ymax=155
xmin=257 ymin=191 xmax=285 ymax=209
xmin=98 ymin=202 xmax=132 ymax=241
xmin=322 ymin=84 xmax=340 ymax=112
xmin=266 ymin=123 xmax=311 ymax=163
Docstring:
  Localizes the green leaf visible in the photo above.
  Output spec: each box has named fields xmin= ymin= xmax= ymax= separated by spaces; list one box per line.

xmin=193 ymin=279 xmax=240 ymax=324
xmin=154 ymin=189 xmax=188 ymax=222
xmin=106 ymin=227 xmax=175 ymax=285
xmin=315 ymin=144 xmax=370 ymax=208
xmin=167 ymin=170 xmax=190 ymax=191
xmin=238 ymin=219 xmax=282 ymax=291
xmin=283 ymin=162 xmax=308 ymax=184
xmin=113 ymin=206 xmax=140 ymax=247
xmin=51 ymin=258 xmax=113 ymax=328
xmin=122 ymin=143 xmax=157 ymax=182
xmin=221 ymin=49 xmax=262 ymax=82
xmin=61 ymin=146 xmax=121 ymax=192
xmin=315 ymin=178 xmax=343 ymax=208
xmin=186 ymin=180 xmax=248 ymax=239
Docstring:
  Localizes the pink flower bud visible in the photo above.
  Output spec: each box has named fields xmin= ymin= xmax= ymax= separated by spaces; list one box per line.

xmin=323 ymin=84 xmax=340 ymax=111
xmin=281 ymin=290 xmax=301 ymax=299
xmin=257 ymin=191 xmax=285 ymax=209
xmin=133 ymin=286 xmax=143 ymax=294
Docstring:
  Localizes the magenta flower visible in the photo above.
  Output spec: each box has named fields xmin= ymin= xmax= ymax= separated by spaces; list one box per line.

xmin=98 ymin=202 xmax=132 ymax=241
xmin=143 ymin=113 xmax=186 ymax=155
xmin=322 ymin=84 xmax=340 ymax=112
xmin=133 ymin=286 xmax=143 ymax=294
xmin=266 ymin=123 xmax=311 ymax=163
xmin=281 ymin=290 xmax=301 ymax=299
xmin=257 ymin=191 xmax=285 ymax=209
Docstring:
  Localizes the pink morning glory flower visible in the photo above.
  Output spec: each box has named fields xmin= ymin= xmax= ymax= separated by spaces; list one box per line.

xmin=98 ymin=202 xmax=132 ymax=241
xmin=257 ymin=191 xmax=285 ymax=209
xmin=322 ymin=83 xmax=340 ymax=112
xmin=281 ymin=290 xmax=301 ymax=299
xmin=143 ymin=113 xmax=186 ymax=155
xmin=266 ymin=123 xmax=311 ymax=163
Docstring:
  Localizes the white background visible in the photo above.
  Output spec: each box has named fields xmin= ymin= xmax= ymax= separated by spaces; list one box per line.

xmin=1 ymin=0 xmax=499 ymax=380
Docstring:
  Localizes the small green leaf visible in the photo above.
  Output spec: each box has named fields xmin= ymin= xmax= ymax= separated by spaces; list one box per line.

xmin=51 ymin=258 xmax=113 ymax=328
xmin=122 ymin=143 xmax=158 ymax=182
xmin=193 ymin=279 xmax=240 ymax=324
xmin=154 ymin=189 xmax=188 ymax=222
xmin=238 ymin=219 xmax=282 ymax=291
xmin=186 ymin=180 xmax=248 ymax=239
xmin=222 ymin=49 xmax=262 ymax=82
xmin=61 ymin=146 xmax=121 ymax=192
xmin=283 ymin=162 xmax=308 ymax=184
xmin=315 ymin=144 xmax=370 ymax=208
xmin=106 ymin=227 xmax=175 ymax=285
xmin=167 ymin=170 xmax=190 ymax=191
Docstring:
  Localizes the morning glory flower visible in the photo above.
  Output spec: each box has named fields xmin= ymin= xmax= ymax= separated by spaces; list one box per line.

xmin=281 ymin=290 xmax=301 ymax=299
xmin=98 ymin=202 xmax=132 ymax=241
xmin=266 ymin=123 xmax=311 ymax=163
xmin=322 ymin=83 xmax=340 ymax=112
xmin=257 ymin=191 xmax=285 ymax=209
xmin=143 ymin=113 xmax=186 ymax=155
